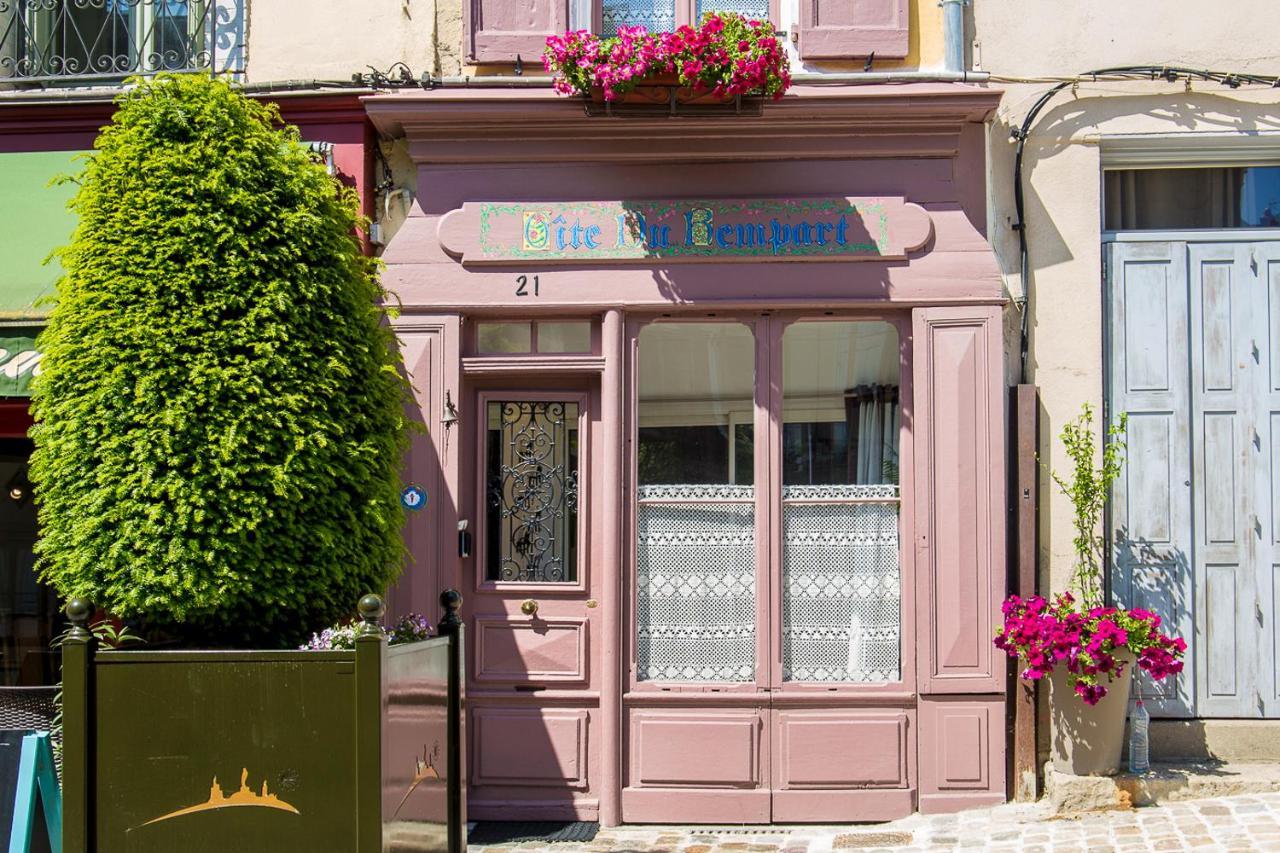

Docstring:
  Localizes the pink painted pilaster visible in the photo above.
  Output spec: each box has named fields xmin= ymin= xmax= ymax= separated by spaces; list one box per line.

xmin=911 ymin=305 xmax=1006 ymax=813
xmin=599 ymin=309 xmax=624 ymax=826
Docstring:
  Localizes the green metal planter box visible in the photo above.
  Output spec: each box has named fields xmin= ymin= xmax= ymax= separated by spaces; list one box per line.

xmin=60 ymin=593 xmax=465 ymax=853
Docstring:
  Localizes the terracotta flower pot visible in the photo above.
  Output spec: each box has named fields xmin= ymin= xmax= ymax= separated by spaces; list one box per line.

xmin=590 ymin=73 xmax=735 ymax=106
xmin=1048 ymin=650 xmax=1135 ymax=775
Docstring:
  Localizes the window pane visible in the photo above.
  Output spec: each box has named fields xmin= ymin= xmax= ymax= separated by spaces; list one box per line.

xmin=537 ymin=322 xmax=592 ymax=353
xmin=0 ymin=443 xmax=58 ymax=686
xmin=781 ymin=321 xmax=901 ymax=683
xmin=601 ymin=0 xmax=675 ymax=35
xmin=485 ymin=401 xmax=578 ymax=582
xmin=1104 ymin=166 xmax=1280 ymax=230
xmin=696 ymin=0 xmax=770 ymax=20
xmin=477 ymin=322 xmax=532 ymax=354
xmin=636 ymin=323 xmax=755 ymax=682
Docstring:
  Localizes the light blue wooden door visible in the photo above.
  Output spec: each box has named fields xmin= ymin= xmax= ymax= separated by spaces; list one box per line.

xmin=1188 ymin=243 xmax=1261 ymax=717
xmin=1107 ymin=241 xmax=1195 ymax=718
xmin=1258 ymin=243 xmax=1280 ymax=714
xmin=1109 ymin=240 xmax=1280 ymax=719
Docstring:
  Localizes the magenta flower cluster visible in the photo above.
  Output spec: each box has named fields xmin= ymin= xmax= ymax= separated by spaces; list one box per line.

xmin=543 ymin=12 xmax=792 ymax=103
xmin=993 ymin=593 xmax=1186 ymax=705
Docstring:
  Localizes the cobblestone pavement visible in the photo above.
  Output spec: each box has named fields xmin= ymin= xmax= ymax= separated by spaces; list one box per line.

xmin=468 ymin=792 xmax=1280 ymax=852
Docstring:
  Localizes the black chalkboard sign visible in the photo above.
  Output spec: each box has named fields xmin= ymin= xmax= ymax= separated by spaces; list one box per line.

xmin=0 ymin=730 xmax=29 ymax=836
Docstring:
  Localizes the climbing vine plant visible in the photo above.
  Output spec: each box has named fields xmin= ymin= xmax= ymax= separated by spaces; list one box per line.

xmin=30 ymin=74 xmax=412 ymax=646
xmin=1050 ymin=403 xmax=1128 ymax=611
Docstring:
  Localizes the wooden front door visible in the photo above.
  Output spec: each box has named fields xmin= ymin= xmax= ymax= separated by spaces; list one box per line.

xmin=623 ymin=316 xmax=915 ymax=823
xmin=465 ymin=389 xmax=603 ymax=820
xmin=1108 ymin=240 xmax=1280 ymax=718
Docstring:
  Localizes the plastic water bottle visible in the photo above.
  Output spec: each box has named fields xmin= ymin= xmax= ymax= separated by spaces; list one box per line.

xmin=1129 ymin=699 xmax=1150 ymax=774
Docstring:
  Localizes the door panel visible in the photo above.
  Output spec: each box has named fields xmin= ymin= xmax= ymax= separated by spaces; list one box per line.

xmin=1189 ymin=243 xmax=1260 ymax=716
xmin=1108 ymin=241 xmax=1195 ymax=717
xmin=624 ymin=708 xmax=771 ymax=823
xmin=1257 ymin=244 xmax=1280 ymax=710
xmin=1109 ymin=240 xmax=1280 ymax=718
xmin=770 ymin=708 xmax=914 ymax=822
xmin=467 ymin=390 xmax=601 ymax=820
xmin=625 ymin=317 xmax=916 ymax=823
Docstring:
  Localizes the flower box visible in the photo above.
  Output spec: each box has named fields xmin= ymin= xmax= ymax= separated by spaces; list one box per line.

xmin=545 ymin=13 xmax=791 ymax=106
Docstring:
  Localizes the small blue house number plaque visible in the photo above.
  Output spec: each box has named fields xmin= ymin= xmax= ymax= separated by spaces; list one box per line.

xmin=400 ymin=485 xmax=427 ymax=511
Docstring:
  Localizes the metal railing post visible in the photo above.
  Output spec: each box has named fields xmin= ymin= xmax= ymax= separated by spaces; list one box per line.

xmin=438 ymin=589 xmax=464 ymax=853
xmin=60 ymin=599 xmax=96 ymax=853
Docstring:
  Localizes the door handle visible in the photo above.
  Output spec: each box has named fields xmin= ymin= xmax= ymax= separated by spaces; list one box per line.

xmin=520 ymin=599 xmax=539 ymax=616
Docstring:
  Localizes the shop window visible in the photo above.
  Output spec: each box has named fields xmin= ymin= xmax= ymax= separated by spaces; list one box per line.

xmin=600 ymin=0 xmax=770 ymax=35
xmin=475 ymin=321 xmax=592 ymax=355
xmin=477 ymin=322 xmax=533 ymax=354
xmin=780 ymin=321 xmax=901 ymax=683
xmin=535 ymin=321 xmax=592 ymax=353
xmin=485 ymin=401 xmax=580 ymax=583
xmin=0 ymin=440 xmax=58 ymax=686
xmin=1104 ymin=166 xmax=1280 ymax=230
xmin=635 ymin=322 xmax=756 ymax=682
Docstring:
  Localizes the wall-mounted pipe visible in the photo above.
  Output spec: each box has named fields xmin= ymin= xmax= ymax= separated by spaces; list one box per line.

xmin=942 ymin=0 xmax=966 ymax=73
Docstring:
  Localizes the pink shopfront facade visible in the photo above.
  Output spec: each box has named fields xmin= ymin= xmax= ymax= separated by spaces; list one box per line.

xmin=366 ymin=83 xmax=1008 ymax=826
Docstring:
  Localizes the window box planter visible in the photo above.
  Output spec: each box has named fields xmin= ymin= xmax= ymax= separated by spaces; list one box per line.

xmin=545 ymin=13 xmax=791 ymax=109
xmin=60 ymin=592 xmax=466 ymax=853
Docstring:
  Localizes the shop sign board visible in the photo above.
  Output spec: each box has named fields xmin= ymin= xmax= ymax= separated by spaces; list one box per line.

xmin=438 ymin=197 xmax=932 ymax=265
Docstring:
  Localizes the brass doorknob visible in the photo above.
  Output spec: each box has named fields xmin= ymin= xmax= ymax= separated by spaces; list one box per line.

xmin=520 ymin=599 xmax=539 ymax=616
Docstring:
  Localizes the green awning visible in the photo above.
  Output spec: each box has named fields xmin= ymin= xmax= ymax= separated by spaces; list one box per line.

xmin=0 ymin=329 xmax=40 ymax=397
xmin=0 ymin=150 xmax=83 ymax=321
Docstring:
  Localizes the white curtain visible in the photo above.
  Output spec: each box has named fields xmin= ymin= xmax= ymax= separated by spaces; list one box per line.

xmin=846 ymin=385 xmax=899 ymax=485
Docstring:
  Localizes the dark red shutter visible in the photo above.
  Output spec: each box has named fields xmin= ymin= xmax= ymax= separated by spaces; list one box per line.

xmin=798 ymin=0 xmax=909 ymax=60
xmin=468 ymin=0 xmax=569 ymax=63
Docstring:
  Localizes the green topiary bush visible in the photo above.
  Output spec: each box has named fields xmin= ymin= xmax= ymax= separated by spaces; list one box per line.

xmin=30 ymin=74 xmax=412 ymax=647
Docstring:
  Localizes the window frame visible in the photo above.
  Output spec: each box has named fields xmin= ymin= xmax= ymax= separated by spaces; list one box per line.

xmin=624 ymin=311 xmax=916 ymax=697
xmin=575 ymin=0 xmax=782 ymax=36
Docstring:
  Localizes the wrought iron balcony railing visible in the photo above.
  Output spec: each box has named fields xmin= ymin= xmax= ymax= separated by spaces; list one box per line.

xmin=0 ymin=0 xmax=244 ymax=85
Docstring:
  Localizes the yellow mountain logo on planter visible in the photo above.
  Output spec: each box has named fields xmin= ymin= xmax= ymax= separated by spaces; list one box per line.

xmin=143 ymin=768 xmax=300 ymax=826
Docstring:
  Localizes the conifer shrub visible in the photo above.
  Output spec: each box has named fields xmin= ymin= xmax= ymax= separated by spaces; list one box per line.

xmin=30 ymin=74 xmax=411 ymax=647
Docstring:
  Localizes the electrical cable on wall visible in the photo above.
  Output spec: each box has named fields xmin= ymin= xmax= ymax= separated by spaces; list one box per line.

xmin=1007 ymin=65 xmax=1280 ymax=383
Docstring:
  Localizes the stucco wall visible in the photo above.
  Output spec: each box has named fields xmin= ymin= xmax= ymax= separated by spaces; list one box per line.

xmin=975 ymin=0 xmax=1280 ymax=596
xmin=245 ymin=0 xmax=455 ymax=84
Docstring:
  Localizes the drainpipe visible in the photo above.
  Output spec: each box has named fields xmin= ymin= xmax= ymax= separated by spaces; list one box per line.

xmin=941 ymin=0 xmax=967 ymax=73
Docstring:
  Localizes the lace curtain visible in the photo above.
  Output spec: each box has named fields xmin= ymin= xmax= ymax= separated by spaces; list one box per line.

xmin=781 ymin=485 xmax=901 ymax=683
xmin=635 ymin=485 xmax=756 ymax=682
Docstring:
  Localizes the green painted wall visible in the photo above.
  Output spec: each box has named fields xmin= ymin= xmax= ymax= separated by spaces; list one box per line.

xmin=0 ymin=150 xmax=82 ymax=321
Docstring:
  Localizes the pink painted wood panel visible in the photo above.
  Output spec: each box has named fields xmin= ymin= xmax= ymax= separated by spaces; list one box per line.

xmin=917 ymin=697 xmax=1004 ymax=814
xmin=798 ymin=0 xmax=910 ymax=60
xmin=473 ymin=708 xmax=590 ymax=789
xmin=466 ymin=0 xmax=568 ymax=63
xmin=913 ymin=307 xmax=1005 ymax=695
xmin=474 ymin=615 xmax=588 ymax=683
xmin=630 ymin=711 xmax=762 ymax=787
xmin=385 ymin=325 xmax=443 ymax=622
xmin=624 ymin=707 xmax=770 ymax=823
xmin=774 ymin=710 xmax=909 ymax=788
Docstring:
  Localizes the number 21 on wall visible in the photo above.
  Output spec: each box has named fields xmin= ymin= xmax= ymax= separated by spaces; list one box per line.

xmin=515 ymin=275 xmax=540 ymax=297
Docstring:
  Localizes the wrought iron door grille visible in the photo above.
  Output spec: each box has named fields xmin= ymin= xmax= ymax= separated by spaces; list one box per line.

xmin=0 ymin=0 xmax=240 ymax=84
xmin=485 ymin=401 xmax=579 ymax=583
